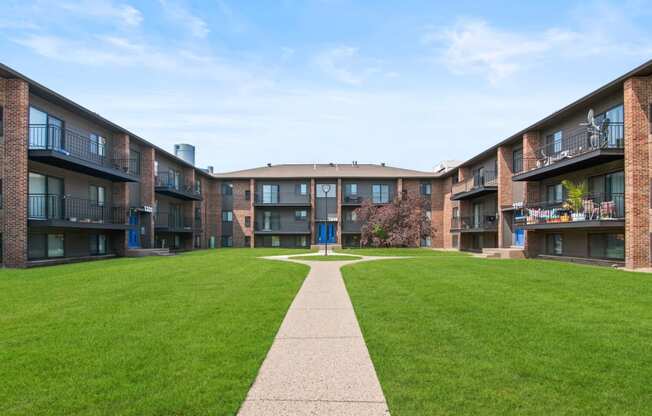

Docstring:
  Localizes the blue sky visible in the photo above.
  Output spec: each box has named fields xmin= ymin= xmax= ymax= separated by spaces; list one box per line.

xmin=1 ymin=0 xmax=651 ymax=172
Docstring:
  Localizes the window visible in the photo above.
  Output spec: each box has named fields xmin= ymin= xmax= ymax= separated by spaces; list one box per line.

xmin=222 ymin=183 xmax=233 ymax=195
xmin=90 ymin=133 xmax=106 ymax=157
xmin=245 ymin=216 xmax=251 ymax=227
xmin=154 ymin=161 xmax=159 ymax=177
xmin=244 ymin=236 xmax=251 ymax=247
xmin=28 ymin=172 xmax=63 ymax=219
xmin=271 ymin=236 xmax=280 ymax=247
xmin=346 ymin=210 xmax=358 ymax=222
xmin=595 ymin=104 xmax=624 ymax=146
xmin=0 ymin=106 xmax=4 ymax=138
xmin=262 ymin=184 xmax=279 ymax=203
xmin=546 ymin=234 xmax=563 ymax=255
xmin=589 ymin=233 xmax=625 ymax=260
xmin=90 ymin=234 xmax=107 ymax=255
xmin=426 ymin=210 xmax=432 ymax=220
xmin=512 ymin=147 xmax=523 ymax=173
xmin=297 ymin=183 xmax=308 ymax=195
xmin=195 ymin=179 xmax=201 ymax=194
xmin=372 ymin=184 xmax=390 ymax=203
xmin=245 ymin=190 xmax=251 ymax=201
xmin=547 ymin=183 xmax=563 ymax=203
xmin=28 ymin=233 xmax=65 ymax=259
xmin=546 ymin=130 xmax=563 ymax=153
xmin=452 ymin=172 xmax=459 ymax=184
xmin=48 ymin=234 xmax=64 ymax=258
xmin=452 ymin=207 xmax=459 ymax=218
xmin=345 ymin=183 xmax=358 ymax=195
xmin=295 ymin=210 xmax=307 ymax=221
xmin=262 ymin=211 xmax=279 ymax=231
xmin=420 ymin=183 xmax=431 ymax=195
xmin=29 ymin=106 xmax=63 ymax=149
xmin=452 ymin=234 xmax=459 ymax=248
xmin=295 ymin=235 xmax=307 ymax=247
xmin=89 ymin=185 xmax=105 ymax=206
xmin=420 ymin=236 xmax=432 ymax=247
xmin=316 ymin=183 xmax=337 ymax=197
xmin=221 ymin=235 xmax=233 ymax=247
xmin=222 ymin=211 xmax=233 ymax=222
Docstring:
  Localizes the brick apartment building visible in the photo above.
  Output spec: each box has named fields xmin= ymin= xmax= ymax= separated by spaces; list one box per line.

xmin=0 ymin=59 xmax=651 ymax=269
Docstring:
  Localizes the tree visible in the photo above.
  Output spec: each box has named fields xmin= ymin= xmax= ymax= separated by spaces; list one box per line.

xmin=355 ymin=193 xmax=431 ymax=247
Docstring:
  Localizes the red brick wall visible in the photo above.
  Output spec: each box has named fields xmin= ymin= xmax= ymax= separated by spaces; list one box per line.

xmin=522 ymin=131 xmax=541 ymax=258
xmin=624 ymin=76 xmax=652 ymax=269
xmin=112 ymin=133 xmax=130 ymax=255
xmin=431 ymin=178 xmax=445 ymax=248
xmin=232 ymin=180 xmax=252 ymax=247
xmin=2 ymin=79 xmax=29 ymax=267
xmin=141 ymin=147 xmax=155 ymax=248
xmin=497 ymin=145 xmax=513 ymax=248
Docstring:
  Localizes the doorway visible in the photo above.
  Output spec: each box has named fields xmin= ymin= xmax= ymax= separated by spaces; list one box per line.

xmin=317 ymin=222 xmax=336 ymax=244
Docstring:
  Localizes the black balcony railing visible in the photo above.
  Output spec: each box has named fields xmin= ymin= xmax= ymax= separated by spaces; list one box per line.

xmin=515 ymin=192 xmax=624 ymax=226
xmin=342 ymin=191 xmax=395 ymax=205
xmin=342 ymin=220 xmax=362 ymax=233
xmin=452 ymin=170 xmax=497 ymax=195
xmin=28 ymin=194 xmax=128 ymax=224
xmin=254 ymin=221 xmax=310 ymax=233
xmin=28 ymin=124 xmax=140 ymax=176
xmin=254 ymin=192 xmax=310 ymax=205
xmin=452 ymin=215 xmax=498 ymax=231
xmin=155 ymin=172 xmax=200 ymax=195
xmin=522 ymin=122 xmax=624 ymax=172
xmin=155 ymin=212 xmax=193 ymax=230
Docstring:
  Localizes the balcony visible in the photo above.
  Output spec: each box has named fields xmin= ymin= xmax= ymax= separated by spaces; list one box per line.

xmin=155 ymin=172 xmax=202 ymax=201
xmin=28 ymin=125 xmax=140 ymax=182
xmin=28 ymin=194 xmax=133 ymax=229
xmin=341 ymin=192 xmax=395 ymax=206
xmin=514 ymin=192 xmax=624 ymax=230
xmin=513 ymin=123 xmax=624 ymax=181
xmin=451 ymin=215 xmax=498 ymax=232
xmin=342 ymin=220 xmax=362 ymax=234
xmin=254 ymin=192 xmax=310 ymax=206
xmin=154 ymin=213 xmax=194 ymax=233
xmin=254 ymin=221 xmax=310 ymax=234
xmin=451 ymin=171 xmax=498 ymax=201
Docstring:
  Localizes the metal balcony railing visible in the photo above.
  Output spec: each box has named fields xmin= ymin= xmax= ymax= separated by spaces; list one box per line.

xmin=254 ymin=192 xmax=310 ymax=205
xmin=342 ymin=191 xmax=395 ymax=205
xmin=342 ymin=220 xmax=362 ymax=233
xmin=155 ymin=212 xmax=193 ymax=230
xmin=522 ymin=122 xmax=624 ymax=172
xmin=452 ymin=170 xmax=497 ymax=195
xmin=28 ymin=194 xmax=128 ymax=224
xmin=451 ymin=215 xmax=498 ymax=231
xmin=155 ymin=172 xmax=200 ymax=196
xmin=514 ymin=192 xmax=624 ymax=225
xmin=28 ymin=124 xmax=140 ymax=175
xmin=254 ymin=221 xmax=310 ymax=233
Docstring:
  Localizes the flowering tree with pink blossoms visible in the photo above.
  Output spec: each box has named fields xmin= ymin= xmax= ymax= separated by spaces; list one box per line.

xmin=355 ymin=194 xmax=431 ymax=247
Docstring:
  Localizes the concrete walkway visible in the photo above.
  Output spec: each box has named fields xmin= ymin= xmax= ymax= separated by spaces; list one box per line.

xmin=238 ymin=252 xmax=400 ymax=416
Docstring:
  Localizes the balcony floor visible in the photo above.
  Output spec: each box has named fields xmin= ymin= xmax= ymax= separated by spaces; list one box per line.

xmin=28 ymin=219 xmax=135 ymax=230
xmin=254 ymin=230 xmax=311 ymax=235
xmin=451 ymin=186 xmax=498 ymax=201
xmin=29 ymin=149 xmax=139 ymax=182
xmin=513 ymin=148 xmax=624 ymax=182
xmin=154 ymin=187 xmax=202 ymax=201
xmin=518 ymin=219 xmax=625 ymax=230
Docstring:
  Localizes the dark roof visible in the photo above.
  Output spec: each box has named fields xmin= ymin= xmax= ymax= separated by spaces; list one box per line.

xmin=0 ymin=62 xmax=212 ymax=177
xmin=214 ymin=163 xmax=437 ymax=179
xmin=455 ymin=58 xmax=652 ymax=169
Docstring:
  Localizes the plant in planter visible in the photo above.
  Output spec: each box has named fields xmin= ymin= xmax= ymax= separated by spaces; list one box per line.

xmin=562 ymin=179 xmax=588 ymax=220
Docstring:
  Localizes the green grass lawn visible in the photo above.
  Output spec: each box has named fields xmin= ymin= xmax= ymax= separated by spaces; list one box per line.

xmin=0 ymin=248 xmax=311 ymax=416
xmin=289 ymin=254 xmax=362 ymax=261
xmin=337 ymin=247 xmax=468 ymax=257
xmin=342 ymin=256 xmax=652 ymax=415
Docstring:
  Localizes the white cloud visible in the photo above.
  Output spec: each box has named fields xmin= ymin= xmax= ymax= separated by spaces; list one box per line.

xmin=313 ymin=46 xmax=364 ymax=85
xmin=430 ymin=6 xmax=652 ymax=85
xmin=158 ymin=0 xmax=210 ymax=38
xmin=58 ymin=0 xmax=143 ymax=27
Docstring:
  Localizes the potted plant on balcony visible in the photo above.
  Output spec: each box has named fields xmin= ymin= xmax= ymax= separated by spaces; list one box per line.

xmin=562 ymin=179 xmax=588 ymax=221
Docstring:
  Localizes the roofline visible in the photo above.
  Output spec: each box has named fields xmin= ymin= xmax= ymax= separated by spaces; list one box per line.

xmin=0 ymin=62 xmax=212 ymax=177
xmin=454 ymin=58 xmax=652 ymax=169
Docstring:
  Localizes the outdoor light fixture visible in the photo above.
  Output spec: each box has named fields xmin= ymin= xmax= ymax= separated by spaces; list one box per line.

xmin=321 ymin=184 xmax=331 ymax=256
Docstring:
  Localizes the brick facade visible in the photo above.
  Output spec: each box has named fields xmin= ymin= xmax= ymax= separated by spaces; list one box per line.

xmin=112 ymin=133 xmax=130 ymax=256
xmin=522 ymin=131 xmax=541 ymax=258
xmin=497 ymin=145 xmax=513 ymax=248
xmin=2 ymin=79 xmax=29 ymax=267
xmin=624 ymin=76 xmax=652 ymax=269
xmin=141 ymin=147 xmax=156 ymax=248
xmin=232 ymin=180 xmax=252 ymax=247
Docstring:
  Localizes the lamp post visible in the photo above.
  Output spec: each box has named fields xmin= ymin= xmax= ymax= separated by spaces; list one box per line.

xmin=321 ymin=184 xmax=331 ymax=256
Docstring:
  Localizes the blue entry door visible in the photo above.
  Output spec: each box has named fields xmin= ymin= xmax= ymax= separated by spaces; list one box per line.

xmin=128 ymin=212 xmax=140 ymax=248
xmin=317 ymin=222 xmax=336 ymax=244
xmin=513 ymin=228 xmax=524 ymax=247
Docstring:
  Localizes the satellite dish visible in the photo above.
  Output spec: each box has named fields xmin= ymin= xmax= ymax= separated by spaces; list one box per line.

xmin=587 ymin=109 xmax=595 ymax=124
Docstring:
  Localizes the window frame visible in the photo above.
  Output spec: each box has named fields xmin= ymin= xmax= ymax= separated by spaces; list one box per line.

xmin=221 ymin=210 xmax=233 ymax=222
xmin=295 ymin=209 xmax=307 ymax=221
xmin=372 ymin=184 xmax=390 ymax=204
